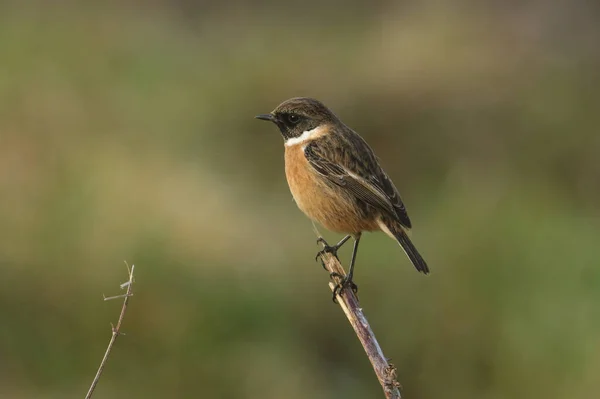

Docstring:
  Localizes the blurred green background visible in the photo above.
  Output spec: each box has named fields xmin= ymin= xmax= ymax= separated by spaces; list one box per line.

xmin=1 ymin=1 xmax=600 ymax=398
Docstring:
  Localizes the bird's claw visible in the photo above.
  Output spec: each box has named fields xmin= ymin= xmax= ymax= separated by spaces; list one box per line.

xmin=330 ymin=273 xmax=358 ymax=303
xmin=315 ymin=237 xmax=340 ymax=270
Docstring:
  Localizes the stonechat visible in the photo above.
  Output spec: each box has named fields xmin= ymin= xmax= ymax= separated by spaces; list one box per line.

xmin=256 ymin=97 xmax=428 ymax=296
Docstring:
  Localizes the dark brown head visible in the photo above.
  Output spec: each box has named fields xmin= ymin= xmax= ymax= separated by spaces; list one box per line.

xmin=256 ymin=97 xmax=340 ymax=143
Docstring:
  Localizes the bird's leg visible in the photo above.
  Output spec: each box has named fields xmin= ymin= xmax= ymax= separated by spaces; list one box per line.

xmin=332 ymin=233 xmax=361 ymax=302
xmin=315 ymin=234 xmax=351 ymax=269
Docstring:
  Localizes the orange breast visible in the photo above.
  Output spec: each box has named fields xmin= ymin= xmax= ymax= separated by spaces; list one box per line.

xmin=284 ymin=144 xmax=379 ymax=234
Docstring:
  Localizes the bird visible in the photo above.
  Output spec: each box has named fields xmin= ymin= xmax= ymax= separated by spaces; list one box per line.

xmin=256 ymin=97 xmax=428 ymax=297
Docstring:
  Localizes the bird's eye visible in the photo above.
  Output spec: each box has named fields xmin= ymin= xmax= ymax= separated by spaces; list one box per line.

xmin=287 ymin=114 xmax=300 ymax=124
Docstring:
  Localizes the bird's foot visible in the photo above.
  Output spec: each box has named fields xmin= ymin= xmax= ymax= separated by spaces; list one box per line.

xmin=329 ymin=272 xmax=358 ymax=303
xmin=315 ymin=237 xmax=341 ymax=269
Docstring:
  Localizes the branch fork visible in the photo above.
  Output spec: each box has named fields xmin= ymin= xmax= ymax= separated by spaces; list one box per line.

xmin=85 ymin=262 xmax=135 ymax=399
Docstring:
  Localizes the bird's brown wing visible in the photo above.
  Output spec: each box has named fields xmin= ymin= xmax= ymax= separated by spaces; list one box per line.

xmin=375 ymin=169 xmax=412 ymax=229
xmin=304 ymin=134 xmax=412 ymax=229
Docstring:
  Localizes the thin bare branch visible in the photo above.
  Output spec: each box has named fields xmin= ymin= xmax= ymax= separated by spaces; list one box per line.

xmin=85 ymin=262 xmax=136 ymax=399
xmin=318 ymin=246 xmax=402 ymax=399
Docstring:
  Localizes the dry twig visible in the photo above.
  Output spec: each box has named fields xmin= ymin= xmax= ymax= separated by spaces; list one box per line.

xmin=318 ymin=243 xmax=402 ymax=399
xmin=85 ymin=262 xmax=135 ymax=399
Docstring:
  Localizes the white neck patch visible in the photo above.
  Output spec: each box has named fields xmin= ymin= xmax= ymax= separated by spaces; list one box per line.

xmin=284 ymin=125 xmax=327 ymax=147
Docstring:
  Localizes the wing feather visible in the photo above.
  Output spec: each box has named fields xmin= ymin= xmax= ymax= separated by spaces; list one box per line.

xmin=304 ymin=138 xmax=411 ymax=228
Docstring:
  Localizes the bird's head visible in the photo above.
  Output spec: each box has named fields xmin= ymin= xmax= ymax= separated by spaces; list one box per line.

xmin=256 ymin=97 xmax=339 ymax=143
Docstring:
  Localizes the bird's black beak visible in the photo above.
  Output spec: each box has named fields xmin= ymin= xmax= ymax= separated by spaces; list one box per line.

xmin=255 ymin=114 xmax=275 ymax=122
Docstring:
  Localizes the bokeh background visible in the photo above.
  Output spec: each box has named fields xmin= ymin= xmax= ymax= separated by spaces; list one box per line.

xmin=1 ymin=1 xmax=600 ymax=398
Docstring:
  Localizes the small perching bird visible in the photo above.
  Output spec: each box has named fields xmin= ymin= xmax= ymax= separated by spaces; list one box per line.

xmin=256 ymin=97 xmax=428 ymax=297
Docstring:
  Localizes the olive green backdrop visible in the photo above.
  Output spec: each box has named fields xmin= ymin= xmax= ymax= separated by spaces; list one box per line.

xmin=1 ymin=1 xmax=600 ymax=398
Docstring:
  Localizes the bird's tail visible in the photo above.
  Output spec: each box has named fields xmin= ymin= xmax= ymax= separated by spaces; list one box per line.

xmin=382 ymin=220 xmax=429 ymax=274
